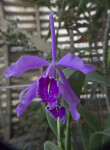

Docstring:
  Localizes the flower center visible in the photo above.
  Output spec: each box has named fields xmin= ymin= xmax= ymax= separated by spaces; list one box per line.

xmin=52 ymin=62 xmax=56 ymax=67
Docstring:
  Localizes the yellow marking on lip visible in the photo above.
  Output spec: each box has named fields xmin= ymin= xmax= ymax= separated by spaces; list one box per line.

xmin=48 ymin=80 xmax=51 ymax=93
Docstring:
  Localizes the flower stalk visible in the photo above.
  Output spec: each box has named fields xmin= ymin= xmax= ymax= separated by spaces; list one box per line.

xmin=65 ymin=111 xmax=71 ymax=150
xmin=57 ymin=117 xmax=63 ymax=150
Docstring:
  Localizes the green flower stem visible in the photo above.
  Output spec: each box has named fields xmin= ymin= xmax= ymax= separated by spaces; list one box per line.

xmin=57 ymin=117 xmax=63 ymax=150
xmin=65 ymin=111 xmax=72 ymax=150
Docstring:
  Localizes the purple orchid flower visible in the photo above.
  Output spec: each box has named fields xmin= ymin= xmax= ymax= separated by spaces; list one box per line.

xmin=5 ymin=12 xmax=95 ymax=124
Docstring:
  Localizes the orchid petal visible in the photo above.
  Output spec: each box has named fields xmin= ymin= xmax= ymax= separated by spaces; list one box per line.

xmin=16 ymin=69 xmax=47 ymax=117
xmin=19 ymin=86 xmax=30 ymax=101
xmin=56 ymin=53 xmax=96 ymax=74
xmin=49 ymin=12 xmax=56 ymax=62
xmin=57 ymin=67 xmax=80 ymax=104
xmin=16 ymin=80 xmax=38 ymax=117
xmin=57 ymin=67 xmax=80 ymax=120
xmin=46 ymin=64 xmax=56 ymax=78
xmin=16 ymin=104 xmax=27 ymax=117
xmin=5 ymin=56 xmax=49 ymax=77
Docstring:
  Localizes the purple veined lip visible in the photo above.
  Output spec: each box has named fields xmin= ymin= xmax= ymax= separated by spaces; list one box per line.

xmin=47 ymin=104 xmax=66 ymax=124
xmin=37 ymin=76 xmax=59 ymax=106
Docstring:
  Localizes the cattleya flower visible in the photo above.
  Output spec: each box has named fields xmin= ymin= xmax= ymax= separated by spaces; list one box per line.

xmin=5 ymin=12 xmax=95 ymax=124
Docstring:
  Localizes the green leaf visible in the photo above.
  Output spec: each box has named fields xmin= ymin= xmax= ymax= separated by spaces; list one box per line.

xmin=44 ymin=141 xmax=60 ymax=150
xmin=89 ymin=132 xmax=103 ymax=150
xmin=104 ymin=115 xmax=110 ymax=129
xmin=81 ymin=123 xmax=93 ymax=150
xmin=46 ymin=110 xmax=58 ymax=136
xmin=108 ymin=47 xmax=110 ymax=80
xmin=108 ymin=47 xmax=110 ymax=66
xmin=89 ymin=129 xmax=110 ymax=150
xmin=101 ymin=128 xmax=110 ymax=136
xmin=65 ymin=111 xmax=71 ymax=150
xmin=106 ymin=0 xmax=110 ymax=9
xmin=63 ymin=68 xmax=75 ymax=79
xmin=63 ymin=69 xmax=110 ymax=87
xmin=102 ymin=114 xmax=110 ymax=143
xmin=63 ymin=69 xmax=86 ymax=96
xmin=78 ymin=105 xmax=103 ymax=131
xmin=68 ymin=70 xmax=86 ymax=97
xmin=86 ymin=71 xmax=110 ymax=87
xmin=79 ymin=0 xmax=88 ymax=8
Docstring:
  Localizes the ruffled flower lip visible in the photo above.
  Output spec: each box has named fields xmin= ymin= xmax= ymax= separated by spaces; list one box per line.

xmin=46 ymin=103 xmax=66 ymax=124
xmin=37 ymin=76 xmax=60 ymax=106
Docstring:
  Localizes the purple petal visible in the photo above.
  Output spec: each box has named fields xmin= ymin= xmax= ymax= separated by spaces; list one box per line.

xmin=16 ymin=80 xmax=38 ymax=117
xmin=56 ymin=53 xmax=96 ymax=74
xmin=49 ymin=12 xmax=56 ymax=62
xmin=47 ymin=104 xmax=66 ymax=124
xmin=16 ymin=69 xmax=47 ymax=117
xmin=38 ymin=76 xmax=59 ymax=106
xmin=19 ymin=86 xmax=30 ymax=101
xmin=16 ymin=104 xmax=26 ymax=117
xmin=69 ymin=103 xmax=80 ymax=121
xmin=5 ymin=56 xmax=49 ymax=77
xmin=57 ymin=67 xmax=80 ymax=105
xmin=46 ymin=64 xmax=56 ymax=78
xmin=57 ymin=67 xmax=80 ymax=120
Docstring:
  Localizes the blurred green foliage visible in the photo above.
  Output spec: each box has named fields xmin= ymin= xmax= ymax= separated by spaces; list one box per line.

xmin=25 ymin=0 xmax=109 ymax=52
xmin=0 ymin=23 xmax=36 ymax=50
